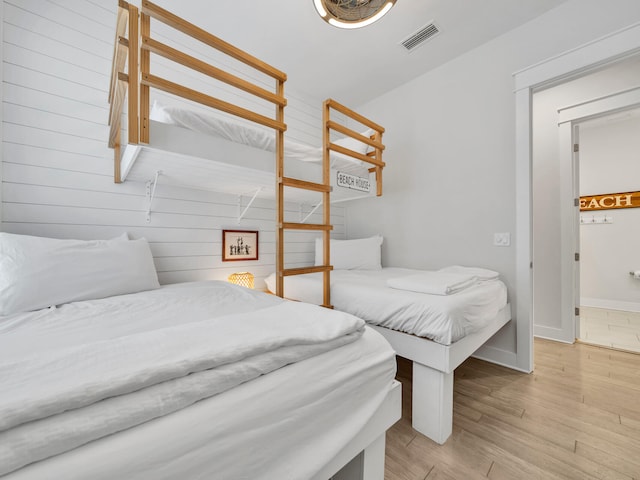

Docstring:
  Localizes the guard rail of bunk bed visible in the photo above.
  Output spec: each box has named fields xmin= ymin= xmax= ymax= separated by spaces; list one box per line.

xmin=107 ymin=0 xmax=386 ymax=308
xmin=314 ymin=100 xmax=386 ymax=307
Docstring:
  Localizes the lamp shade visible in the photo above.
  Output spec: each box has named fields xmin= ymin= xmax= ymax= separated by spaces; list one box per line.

xmin=228 ymin=272 xmax=254 ymax=289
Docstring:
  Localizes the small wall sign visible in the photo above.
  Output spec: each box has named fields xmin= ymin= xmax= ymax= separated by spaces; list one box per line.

xmin=579 ymin=191 xmax=640 ymax=211
xmin=336 ymin=171 xmax=370 ymax=193
xmin=222 ymin=230 xmax=259 ymax=261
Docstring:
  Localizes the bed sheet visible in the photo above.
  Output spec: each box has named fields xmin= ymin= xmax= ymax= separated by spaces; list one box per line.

xmin=150 ymin=101 xmax=370 ymax=175
xmin=0 ymin=281 xmax=396 ymax=479
xmin=265 ymin=268 xmax=508 ymax=345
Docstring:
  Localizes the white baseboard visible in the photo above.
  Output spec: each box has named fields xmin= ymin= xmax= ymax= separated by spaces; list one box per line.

xmin=533 ymin=332 xmax=574 ymax=344
xmin=533 ymin=324 xmax=574 ymax=344
xmin=581 ymin=297 xmax=640 ymax=313
xmin=472 ymin=345 xmax=521 ymax=371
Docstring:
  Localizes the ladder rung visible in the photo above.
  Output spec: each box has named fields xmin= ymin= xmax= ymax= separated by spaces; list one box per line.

xmin=280 ymin=177 xmax=330 ymax=193
xmin=280 ymin=222 xmax=333 ymax=231
xmin=282 ymin=265 xmax=333 ymax=276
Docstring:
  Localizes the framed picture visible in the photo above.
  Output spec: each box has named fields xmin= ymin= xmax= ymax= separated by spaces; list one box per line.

xmin=222 ymin=230 xmax=259 ymax=261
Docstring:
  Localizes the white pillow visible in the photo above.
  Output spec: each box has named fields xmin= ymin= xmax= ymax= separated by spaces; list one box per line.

xmin=332 ymin=128 xmax=375 ymax=164
xmin=334 ymin=128 xmax=375 ymax=155
xmin=0 ymin=233 xmax=160 ymax=316
xmin=315 ymin=235 xmax=383 ymax=270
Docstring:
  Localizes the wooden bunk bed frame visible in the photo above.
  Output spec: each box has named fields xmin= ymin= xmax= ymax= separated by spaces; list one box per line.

xmin=107 ymin=2 xmax=394 ymax=478
xmin=107 ymin=0 xmax=386 ymax=310
xmin=278 ymin=101 xmax=386 ymax=308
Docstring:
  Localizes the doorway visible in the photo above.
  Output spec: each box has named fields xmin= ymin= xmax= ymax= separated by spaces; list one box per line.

xmin=514 ymin=25 xmax=640 ymax=373
xmin=530 ymin=57 xmax=640 ymax=345
xmin=577 ymin=106 xmax=640 ymax=353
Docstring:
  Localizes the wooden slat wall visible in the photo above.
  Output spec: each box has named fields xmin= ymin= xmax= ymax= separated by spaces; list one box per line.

xmin=0 ymin=0 xmax=345 ymax=288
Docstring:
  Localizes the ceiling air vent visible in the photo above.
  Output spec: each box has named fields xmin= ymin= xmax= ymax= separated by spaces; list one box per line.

xmin=401 ymin=22 xmax=440 ymax=52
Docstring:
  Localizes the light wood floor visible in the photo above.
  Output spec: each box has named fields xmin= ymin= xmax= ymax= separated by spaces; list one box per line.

xmin=385 ymin=338 xmax=640 ymax=480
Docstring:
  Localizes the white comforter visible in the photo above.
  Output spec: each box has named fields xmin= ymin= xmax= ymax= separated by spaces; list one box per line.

xmin=151 ymin=101 xmax=321 ymax=161
xmin=150 ymin=101 xmax=368 ymax=174
xmin=0 ymin=281 xmax=366 ymax=477
xmin=266 ymin=268 xmax=508 ymax=345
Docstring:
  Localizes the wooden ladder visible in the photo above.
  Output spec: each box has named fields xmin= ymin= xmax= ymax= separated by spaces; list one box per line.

xmin=275 ymin=99 xmax=385 ymax=308
xmin=275 ymin=101 xmax=334 ymax=308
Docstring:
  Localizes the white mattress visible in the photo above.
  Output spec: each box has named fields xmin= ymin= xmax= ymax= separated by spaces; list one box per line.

xmin=265 ymin=268 xmax=508 ymax=345
xmin=150 ymin=101 xmax=370 ymax=175
xmin=0 ymin=281 xmax=396 ymax=479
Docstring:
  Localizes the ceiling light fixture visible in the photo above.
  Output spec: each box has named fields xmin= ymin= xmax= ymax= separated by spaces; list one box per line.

xmin=313 ymin=0 xmax=397 ymax=29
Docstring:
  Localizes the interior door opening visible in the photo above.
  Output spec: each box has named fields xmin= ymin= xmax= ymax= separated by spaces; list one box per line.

xmin=575 ymin=106 xmax=640 ymax=354
xmin=531 ymin=54 xmax=640 ymax=348
xmin=516 ymin=24 xmax=640 ymax=373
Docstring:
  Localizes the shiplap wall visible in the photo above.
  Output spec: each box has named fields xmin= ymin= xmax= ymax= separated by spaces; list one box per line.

xmin=1 ymin=0 xmax=345 ymax=288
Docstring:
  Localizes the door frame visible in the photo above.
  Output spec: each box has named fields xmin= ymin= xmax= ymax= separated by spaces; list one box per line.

xmin=557 ymin=87 xmax=640 ymax=341
xmin=513 ymin=21 xmax=640 ymax=372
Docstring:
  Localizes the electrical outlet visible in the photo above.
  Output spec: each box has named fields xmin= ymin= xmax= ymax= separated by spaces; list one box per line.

xmin=494 ymin=232 xmax=511 ymax=247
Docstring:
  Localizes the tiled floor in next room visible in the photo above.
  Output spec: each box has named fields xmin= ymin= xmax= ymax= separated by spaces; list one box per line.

xmin=580 ymin=306 xmax=640 ymax=353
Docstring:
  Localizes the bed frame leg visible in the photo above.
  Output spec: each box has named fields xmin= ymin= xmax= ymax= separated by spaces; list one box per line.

xmin=331 ymin=433 xmax=385 ymax=480
xmin=412 ymin=362 xmax=453 ymax=445
xmin=361 ymin=433 xmax=385 ymax=480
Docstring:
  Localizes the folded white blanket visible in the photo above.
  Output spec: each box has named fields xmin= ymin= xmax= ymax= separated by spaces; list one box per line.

xmin=386 ymin=271 xmax=477 ymax=295
xmin=0 ymin=300 xmax=364 ymax=476
xmin=438 ymin=265 xmax=500 ymax=281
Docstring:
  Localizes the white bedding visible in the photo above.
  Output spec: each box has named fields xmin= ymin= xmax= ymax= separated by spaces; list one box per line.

xmin=386 ymin=271 xmax=477 ymax=295
xmin=265 ymin=268 xmax=508 ymax=345
xmin=0 ymin=281 xmax=396 ymax=479
xmin=150 ymin=101 xmax=370 ymax=174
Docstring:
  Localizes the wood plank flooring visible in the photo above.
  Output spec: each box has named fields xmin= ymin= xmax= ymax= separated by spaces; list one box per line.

xmin=385 ymin=338 xmax=640 ymax=480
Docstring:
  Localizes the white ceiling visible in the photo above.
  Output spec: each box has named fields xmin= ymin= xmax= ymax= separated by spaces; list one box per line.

xmin=151 ymin=0 xmax=569 ymax=105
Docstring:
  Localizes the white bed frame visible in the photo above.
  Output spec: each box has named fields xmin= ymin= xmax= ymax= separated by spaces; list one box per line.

xmin=4 ymin=370 xmax=400 ymax=480
xmin=315 ymin=380 xmax=401 ymax=480
xmin=371 ymin=305 xmax=511 ymax=444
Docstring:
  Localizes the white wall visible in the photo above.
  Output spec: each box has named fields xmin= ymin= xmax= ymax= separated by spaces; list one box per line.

xmin=531 ymin=58 xmax=640 ymax=338
xmin=0 ymin=1 xmax=3 ymax=224
xmin=580 ymin=112 xmax=640 ymax=311
xmin=346 ymin=0 xmax=640 ymax=368
xmin=0 ymin=0 xmax=344 ymax=289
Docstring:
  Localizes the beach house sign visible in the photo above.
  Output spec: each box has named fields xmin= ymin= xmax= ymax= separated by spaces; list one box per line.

xmin=336 ymin=171 xmax=370 ymax=193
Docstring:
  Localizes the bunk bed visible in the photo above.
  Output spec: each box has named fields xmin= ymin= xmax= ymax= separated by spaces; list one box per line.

xmin=108 ymin=0 xmax=387 ymax=308
xmin=266 ymin=257 xmax=511 ymax=445
xmin=101 ymin=1 xmax=396 ymax=478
